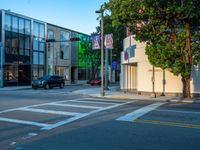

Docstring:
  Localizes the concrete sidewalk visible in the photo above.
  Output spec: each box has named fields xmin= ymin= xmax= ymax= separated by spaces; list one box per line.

xmin=73 ymin=86 xmax=200 ymax=103
xmin=0 ymin=83 xmax=85 ymax=91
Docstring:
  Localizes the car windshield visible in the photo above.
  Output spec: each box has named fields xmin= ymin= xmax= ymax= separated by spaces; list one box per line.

xmin=38 ymin=75 xmax=51 ymax=80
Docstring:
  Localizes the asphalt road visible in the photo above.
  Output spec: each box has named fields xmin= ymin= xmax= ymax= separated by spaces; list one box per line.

xmin=0 ymin=85 xmax=200 ymax=150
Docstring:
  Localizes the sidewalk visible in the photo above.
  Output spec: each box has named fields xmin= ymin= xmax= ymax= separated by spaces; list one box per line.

xmin=73 ymin=86 xmax=200 ymax=103
xmin=0 ymin=83 xmax=84 ymax=91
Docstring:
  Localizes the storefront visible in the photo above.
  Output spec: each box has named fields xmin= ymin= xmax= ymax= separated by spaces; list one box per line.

xmin=1 ymin=10 xmax=46 ymax=86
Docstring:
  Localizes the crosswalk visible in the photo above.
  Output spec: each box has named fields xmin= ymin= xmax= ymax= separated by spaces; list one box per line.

xmin=0 ymin=98 xmax=133 ymax=130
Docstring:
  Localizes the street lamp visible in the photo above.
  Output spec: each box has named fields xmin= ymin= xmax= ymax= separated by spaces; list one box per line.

xmin=95 ymin=10 xmax=105 ymax=96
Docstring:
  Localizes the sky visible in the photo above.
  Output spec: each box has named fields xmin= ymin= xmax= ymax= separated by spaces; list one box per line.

xmin=0 ymin=0 xmax=108 ymax=35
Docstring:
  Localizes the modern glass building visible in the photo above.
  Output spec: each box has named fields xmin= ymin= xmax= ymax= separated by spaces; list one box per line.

xmin=0 ymin=9 xmax=46 ymax=86
xmin=0 ymin=9 xmax=91 ymax=87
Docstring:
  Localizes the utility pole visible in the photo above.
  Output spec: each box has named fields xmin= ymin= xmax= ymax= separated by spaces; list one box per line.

xmin=95 ymin=10 xmax=105 ymax=96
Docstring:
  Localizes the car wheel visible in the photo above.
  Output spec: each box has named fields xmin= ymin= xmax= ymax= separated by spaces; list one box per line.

xmin=44 ymin=84 xmax=49 ymax=90
xmin=60 ymin=83 xmax=64 ymax=88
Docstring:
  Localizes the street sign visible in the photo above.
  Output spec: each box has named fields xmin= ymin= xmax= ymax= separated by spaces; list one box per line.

xmin=111 ymin=61 xmax=118 ymax=70
xmin=92 ymin=35 xmax=101 ymax=50
xmin=104 ymin=34 xmax=113 ymax=49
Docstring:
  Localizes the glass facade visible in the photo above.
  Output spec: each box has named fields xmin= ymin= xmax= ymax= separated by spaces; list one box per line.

xmin=3 ymin=13 xmax=46 ymax=86
xmin=32 ymin=21 xmax=45 ymax=80
xmin=4 ymin=14 xmax=32 ymax=86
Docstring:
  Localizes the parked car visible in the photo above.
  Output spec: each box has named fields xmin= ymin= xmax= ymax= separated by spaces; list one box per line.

xmin=89 ymin=77 xmax=101 ymax=86
xmin=32 ymin=75 xmax=65 ymax=90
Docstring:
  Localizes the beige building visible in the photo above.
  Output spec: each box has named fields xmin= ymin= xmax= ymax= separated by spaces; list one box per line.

xmin=120 ymin=35 xmax=200 ymax=97
xmin=47 ymin=24 xmax=72 ymax=85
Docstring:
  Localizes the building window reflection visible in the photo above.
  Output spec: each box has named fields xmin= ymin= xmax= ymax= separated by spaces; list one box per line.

xmin=19 ymin=18 xmax=24 ymax=34
xmin=12 ymin=16 xmax=18 ymax=33
xmin=5 ymin=14 xmax=11 ymax=31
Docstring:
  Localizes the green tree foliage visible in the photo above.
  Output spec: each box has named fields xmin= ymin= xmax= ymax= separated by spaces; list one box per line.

xmin=106 ymin=0 xmax=200 ymax=98
xmin=78 ymin=37 xmax=101 ymax=79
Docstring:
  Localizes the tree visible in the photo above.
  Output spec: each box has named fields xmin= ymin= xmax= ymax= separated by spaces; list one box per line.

xmin=78 ymin=36 xmax=101 ymax=80
xmin=106 ymin=0 xmax=200 ymax=98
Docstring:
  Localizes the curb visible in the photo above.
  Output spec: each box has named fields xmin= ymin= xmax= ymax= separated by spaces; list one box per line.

xmin=73 ymin=90 xmax=200 ymax=104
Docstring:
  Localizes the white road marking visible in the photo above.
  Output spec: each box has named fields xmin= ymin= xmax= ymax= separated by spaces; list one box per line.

xmin=117 ymin=102 xmax=166 ymax=122
xmin=22 ymin=133 xmax=38 ymax=140
xmin=19 ymin=108 xmax=81 ymax=116
xmin=0 ymin=117 xmax=49 ymax=127
xmin=71 ymin=100 xmax=117 ymax=105
xmin=0 ymin=98 xmax=84 ymax=114
xmin=42 ymin=100 xmax=136 ymax=130
xmin=9 ymin=141 xmax=17 ymax=146
xmin=0 ymin=97 xmax=136 ymax=130
xmin=48 ymin=103 xmax=103 ymax=109
xmin=86 ymin=97 xmax=128 ymax=103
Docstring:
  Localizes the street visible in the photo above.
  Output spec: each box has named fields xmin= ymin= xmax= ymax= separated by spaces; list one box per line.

xmin=0 ymin=85 xmax=200 ymax=150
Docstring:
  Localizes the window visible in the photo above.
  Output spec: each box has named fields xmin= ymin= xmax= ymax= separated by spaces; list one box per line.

xmin=33 ymin=52 xmax=38 ymax=64
xmin=25 ymin=49 xmax=30 ymax=56
xmin=25 ymin=20 xmax=31 ymax=35
xmin=12 ymin=32 xmax=18 ymax=48
xmin=33 ymin=22 xmax=39 ymax=37
xmin=39 ymin=53 xmax=44 ymax=65
xmin=5 ymin=14 xmax=11 ymax=31
xmin=33 ymin=37 xmax=39 ymax=50
xmin=39 ymin=24 xmax=45 ymax=38
xmin=5 ymin=31 xmax=11 ymax=54
xmin=19 ymin=18 xmax=24 ymax=34
xmin=60 ymin=31 xmax=70 ymax=59
xmin=19 ymin=35 xmax=24 ymax=55
xmin=12 ymin=16 xmax=18 ymax=33
xmin=48 ymin=30 xmax=54 ymax=39
xmin=39 ymin=38 xmax=44 ymax=51
xmin=25 ymin=36 xmax=30 ymax=49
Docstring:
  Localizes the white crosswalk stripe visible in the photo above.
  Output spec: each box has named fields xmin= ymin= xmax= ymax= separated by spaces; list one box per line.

xmin=117 ymin=102 xmax=166 ymax=122
xmin=0 ymin=98 xmax=135 ymax=130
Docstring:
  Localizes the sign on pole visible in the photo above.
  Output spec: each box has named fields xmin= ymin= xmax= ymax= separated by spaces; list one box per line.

xmin=92 ymin=35 xmax=101 ymax=50
xmin=104 ymin=34 xmax=113 ymax=49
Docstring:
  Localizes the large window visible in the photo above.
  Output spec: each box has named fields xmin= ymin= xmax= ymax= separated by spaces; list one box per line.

xmin=5 ymin=14 xmax=11 ymax=31
xmin=12 ymin=16 xmax=18 ymax=33
xmin=33 ymin=21 xmax=45 ymax=65
xmin=5 ymin=14 xmax=31 ymax=64
xmin=25 ymin=20 xmax=31 ymax=35
xmin=19 ymin=18 xmax=24 ymax=34
xmin=60 ymin=31 xmax=70 ymax=60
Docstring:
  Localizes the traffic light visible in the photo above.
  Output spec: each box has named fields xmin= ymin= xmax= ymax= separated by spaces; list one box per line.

xmin=70 ymin=37 xmax=80 ymax=42
xmin=46 ymin=39 xmax=56 ymax=42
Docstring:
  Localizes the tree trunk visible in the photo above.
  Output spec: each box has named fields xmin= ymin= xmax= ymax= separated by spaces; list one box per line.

xmin=181 ymin=23 xmax=192 ymax=98
xmin=182 ymin=77 xmax=191 ymax=98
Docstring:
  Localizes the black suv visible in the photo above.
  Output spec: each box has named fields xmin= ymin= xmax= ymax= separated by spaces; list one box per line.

xmin=32 ymin=75 xmax=65 ymax=90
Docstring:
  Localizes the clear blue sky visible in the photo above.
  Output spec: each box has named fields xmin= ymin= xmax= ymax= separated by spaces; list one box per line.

xmin=0 ymin=0 xmax=108 ymax=34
